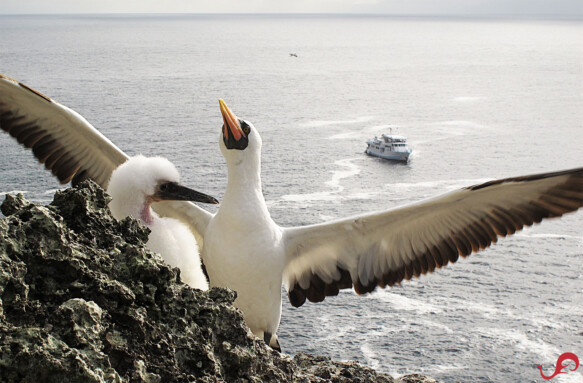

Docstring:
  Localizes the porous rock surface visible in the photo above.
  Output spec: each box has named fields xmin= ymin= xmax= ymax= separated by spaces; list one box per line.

xmin=0 ymin=181 xmax=436 ymax=383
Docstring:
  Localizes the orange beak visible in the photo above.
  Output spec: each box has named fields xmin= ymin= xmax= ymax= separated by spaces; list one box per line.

xmin=219 ymin=99 xmax=243 ymax=141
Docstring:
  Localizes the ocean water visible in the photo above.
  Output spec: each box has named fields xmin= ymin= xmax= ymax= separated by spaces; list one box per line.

xmin=1 ymin=14 xmax=582 ymax=382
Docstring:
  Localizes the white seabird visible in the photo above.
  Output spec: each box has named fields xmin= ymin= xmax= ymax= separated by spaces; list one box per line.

xmin=107 ymin=155 xmax=217 ymax=290
xmin=0 ymin=73 xmax=218 ymax=290
xmin=197 ymin=99 xmax=583 ymax=350
xmin=1 ymin=75 xmax=582 ymax=351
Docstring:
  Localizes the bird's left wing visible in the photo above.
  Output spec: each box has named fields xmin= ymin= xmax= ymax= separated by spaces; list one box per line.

xmin=0 ymin=74 xmax=214 ymax=249
xmin=0 ymin=73 xmax=129 ymax=187
xmin=282 ymin=167 xmax=583 ymax=307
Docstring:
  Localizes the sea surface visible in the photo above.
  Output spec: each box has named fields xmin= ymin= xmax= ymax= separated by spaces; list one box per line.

xmin=1 ymin=14 xmax=582 ymax=382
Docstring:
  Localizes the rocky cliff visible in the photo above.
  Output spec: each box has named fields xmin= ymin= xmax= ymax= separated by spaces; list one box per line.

xmin=0 ymin=182 xmax=436 ymax=383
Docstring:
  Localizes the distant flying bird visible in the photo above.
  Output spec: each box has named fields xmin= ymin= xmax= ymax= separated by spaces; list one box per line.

xmin=1 ymin=74 xmax=582 ymax=352
xmin=0 ymin=73 xmax=218 ymax=290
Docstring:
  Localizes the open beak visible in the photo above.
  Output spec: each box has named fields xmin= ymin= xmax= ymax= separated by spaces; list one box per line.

xmin=154 ymin=182 xmax=219 ymax=205
xmin=219 ymin=99 xmax=243 ymax=141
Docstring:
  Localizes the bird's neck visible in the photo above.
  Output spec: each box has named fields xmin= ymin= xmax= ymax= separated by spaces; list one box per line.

xmin=223 ymin=158 xmax=269 ymax=215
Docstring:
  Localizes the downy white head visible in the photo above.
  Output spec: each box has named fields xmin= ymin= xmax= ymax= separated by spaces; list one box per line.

xmin=107 ymin=155 xmax=218 ymax=224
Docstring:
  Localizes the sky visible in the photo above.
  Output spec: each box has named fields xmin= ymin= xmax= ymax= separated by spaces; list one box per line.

xmin=0 ymin=0 xmax=582 ymax=17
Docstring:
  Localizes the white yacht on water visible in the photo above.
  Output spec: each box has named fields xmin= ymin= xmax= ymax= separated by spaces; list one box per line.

xmin=365 ymin=130 xmax=412 ymax=162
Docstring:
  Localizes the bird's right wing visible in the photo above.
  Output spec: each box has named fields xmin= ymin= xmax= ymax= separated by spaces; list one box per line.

xmin=152 ymin=200 xmax=215 ymax=250
xmin=282 ymin=167 xmax=583 ymax=307
xmin=0 ymin=73 xmax=129 ymax=187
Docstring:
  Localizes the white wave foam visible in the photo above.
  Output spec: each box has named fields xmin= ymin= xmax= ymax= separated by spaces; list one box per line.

xmin=43 ymin=188 xmax=65 ymax=195
xmin=455 ymin=299 xmax=509 ymax=319
xmin=486 ymin=328 xmax=583 ymax=383
xmin=0 ymin=190 xmax=28 ymax=196
xmin=360 ymin=343 xmax=380 ymax=370
xmin=300 ymin=116 xmax=374 ymax=128
xmin=526 ymin=314 xmax=567 ymax=331
xmin=280 ymin=191 xmax=340 ymax=203
xmin=419 ymin=319 xmax=455 ymax=334
xmin=325 ymin=158 xmax=360 ymax=190
xmin=369 ymin=290 xmax=443 ymax=314
xmin=419 ymin=362 xmax=468 ymax=374
xmin=476 ymin=327 xmax=560 ymax=361
xmin=317 ymin=314 xmax=356 ymax=341
xmin=280 ymin=158 xmax=360 ymax=204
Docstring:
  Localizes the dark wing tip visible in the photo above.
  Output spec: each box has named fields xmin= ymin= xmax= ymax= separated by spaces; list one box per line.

xmin=2 ymin=121 xmax=89 ymax=187
xmin=288 ymin=268 xmax=352 ymax=307
xmin=1 ymin=77 xmax=66 ymax=184
xmin=288 ymin=289 xmax=306 ymax=308
xmin=1 ymin=115 xmax=79 ymax=185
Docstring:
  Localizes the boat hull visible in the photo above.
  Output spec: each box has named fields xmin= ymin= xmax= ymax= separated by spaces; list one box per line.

xmin=365 ymin=148 xmax=411 ymax=162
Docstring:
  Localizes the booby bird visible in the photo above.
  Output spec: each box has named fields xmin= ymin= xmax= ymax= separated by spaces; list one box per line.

xmin=1 ymin=74 xmax=582 ymax=351
xmin=192 ymin=99 xmax=582 ymax=350
xmin=0 ymin=73 xmax=218 ymax=289
xmin=107 ymin=155 xmax=217 ymax=290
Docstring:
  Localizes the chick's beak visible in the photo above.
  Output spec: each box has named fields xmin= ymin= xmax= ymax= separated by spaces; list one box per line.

xmin=154 ymin=182 xmax=219 ymax=205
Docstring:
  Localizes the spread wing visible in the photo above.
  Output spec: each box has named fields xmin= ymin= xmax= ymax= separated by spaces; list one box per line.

xmin=0 ymin=73 xmax=129 ymax=187
xmin=282 ymin=167 xmax=583 ymax=307
xmin=0 ymin=73 xmax=213 ymax=243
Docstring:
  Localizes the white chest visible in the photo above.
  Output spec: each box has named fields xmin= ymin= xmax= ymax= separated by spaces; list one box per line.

xmin=203 ymin=211 xmax=285 ymax=288
xmin=202 ymin=212 xmax=285 ymax=333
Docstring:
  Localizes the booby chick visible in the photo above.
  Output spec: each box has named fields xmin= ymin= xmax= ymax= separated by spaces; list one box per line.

xmin=1 ymin=74 xmax=582 ymax=352
xmin=0 ymin=73 xmax=218 ymax=290
xmin=107 ymin=155 xmax=217 ymax=290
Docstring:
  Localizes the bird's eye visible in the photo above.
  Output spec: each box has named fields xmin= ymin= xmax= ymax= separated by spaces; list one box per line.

xmin=241 ymin=121 xmax=251 ymax=135
xmin=160 ymin=183 xmax=169 ymax=191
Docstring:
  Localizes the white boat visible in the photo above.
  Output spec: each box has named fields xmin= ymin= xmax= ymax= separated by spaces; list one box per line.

xmin=365 ymin=132 xmax=412 ymax=162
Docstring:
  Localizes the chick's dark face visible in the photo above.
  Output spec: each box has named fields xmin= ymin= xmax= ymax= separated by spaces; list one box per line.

xmin=220 ymin=99 xmax=250 ymax=150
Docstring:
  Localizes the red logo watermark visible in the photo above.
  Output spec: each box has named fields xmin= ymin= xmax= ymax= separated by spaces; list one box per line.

xmin=537 ymin=352 xmax=579 ymax=380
